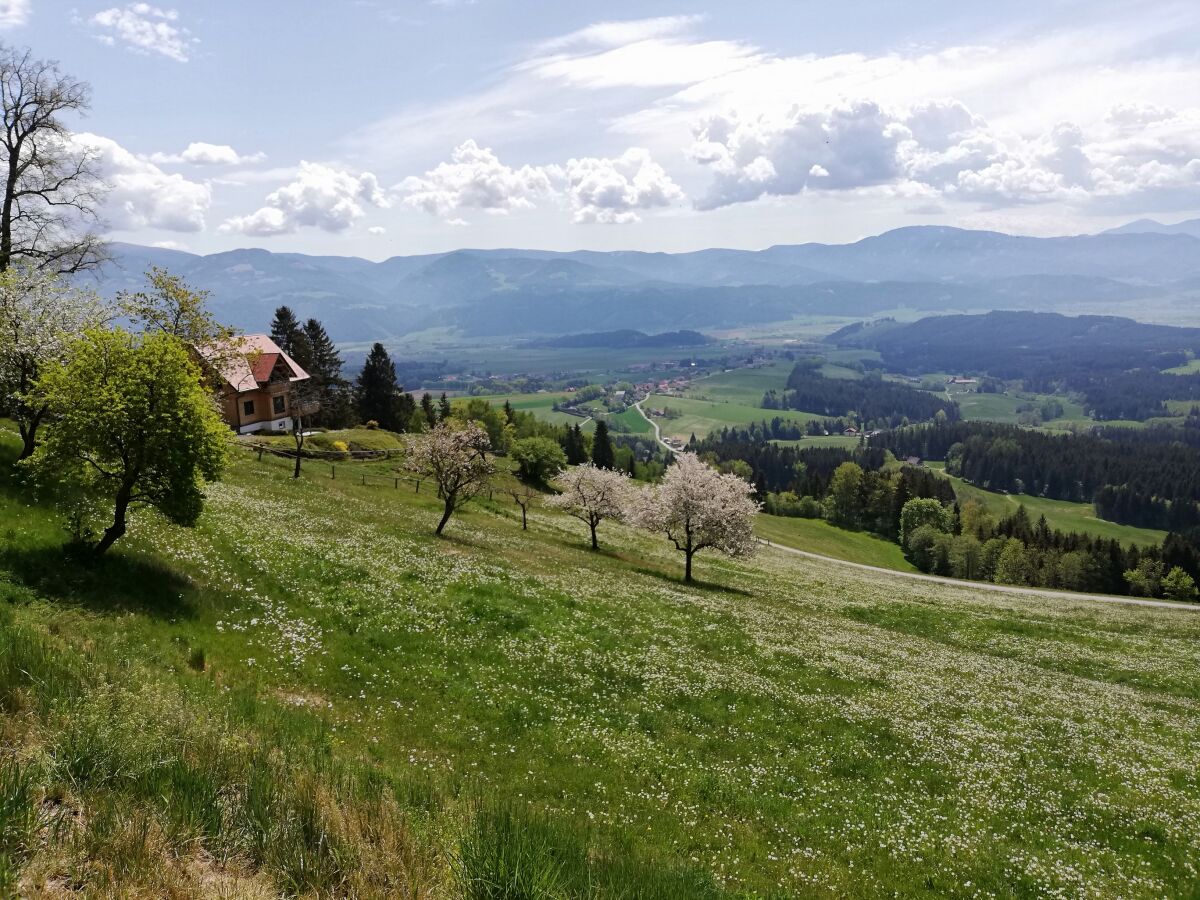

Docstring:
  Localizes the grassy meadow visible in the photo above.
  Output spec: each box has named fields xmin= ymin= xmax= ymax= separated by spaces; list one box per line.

xmin=928 ymin=464 xmax=1167 ymax=547
xmin=648 ymin=395 xmax=818 ymax=443
xmin=4 ymin=424 xmax=1200 ymax=896
xmin=754 ymin=515 xmax=917 ymax=571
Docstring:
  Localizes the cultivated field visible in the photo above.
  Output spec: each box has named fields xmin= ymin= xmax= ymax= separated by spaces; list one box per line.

xmin=3 ymin=427 xmax=1200 ymax=896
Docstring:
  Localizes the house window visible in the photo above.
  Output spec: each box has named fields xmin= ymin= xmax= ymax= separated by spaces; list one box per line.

xmin=273 ymin=395 xmax=286 ymax=415
xmin=243 ymin=399 xmax=255 ymax=416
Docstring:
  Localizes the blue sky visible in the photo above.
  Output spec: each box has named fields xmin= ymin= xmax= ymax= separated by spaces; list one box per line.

xmin=7 ymin=0 xmax=1200 ymax=257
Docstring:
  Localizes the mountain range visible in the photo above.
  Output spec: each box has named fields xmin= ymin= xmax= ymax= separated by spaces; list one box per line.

xmin=89 ymin=224 xmax=1200 ymax=341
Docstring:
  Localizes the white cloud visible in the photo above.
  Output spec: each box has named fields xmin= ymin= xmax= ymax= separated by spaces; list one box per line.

xmin=90 ymin=3 xmax=195 ymax=62
xmin=398 ymin=140 xmax=555 ymax=218
xmin=72 ymin=132 xmax=210 ymax=232
xmin=691 ymin=102 xmax=909 ymax=209
xmin=561 ymin=148 xmax=683 ymax=223
xmin=220 ymin=161 xmax=389 ymax=236
xmin=398 ymin=141 xmax=682 ymax=224
xmin=367 ymin=225 xmax=387 ymax=235
xmin=0 ymin=0 xmax=30 ymax=29
xmin=539 ymin=16 xmax=703 ymax=51
xmin=148 ymin=142 xmax=266 ymax=166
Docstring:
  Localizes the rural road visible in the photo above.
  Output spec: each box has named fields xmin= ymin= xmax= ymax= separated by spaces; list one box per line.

xmin=633 ymin=399 xmax=676 ymax=453
xmin=760 ymin=538 xmax=1200 ymax=612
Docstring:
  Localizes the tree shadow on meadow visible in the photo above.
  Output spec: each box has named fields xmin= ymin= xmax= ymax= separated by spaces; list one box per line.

xmin=620 ymin=558 xmax=755 ymax=598
xmin=0 ymin=540 xmax=199 ymax=620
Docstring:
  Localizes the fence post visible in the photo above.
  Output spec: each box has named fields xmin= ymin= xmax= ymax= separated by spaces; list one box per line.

xmin=362 ymin=473 xmax=366 ymax=486
xmin=331 ymin=465 xmax=335 ymax=480
xmin=394 ymin=477 xmax=399 ymax=489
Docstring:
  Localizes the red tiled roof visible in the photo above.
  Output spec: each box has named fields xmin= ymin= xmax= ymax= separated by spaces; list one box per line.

xmin=198 ymin=334 xmax=310 ymax=394
xmin=250 ymin=352 xmax=280 ymax=384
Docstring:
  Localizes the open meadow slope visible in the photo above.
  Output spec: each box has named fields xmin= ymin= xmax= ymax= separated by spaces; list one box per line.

xmin=3 ymin=428 xmax=1200 ymax=896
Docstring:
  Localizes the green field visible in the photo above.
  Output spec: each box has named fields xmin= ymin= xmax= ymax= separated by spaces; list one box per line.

xmin=929 ymin=464 xmax=1166 ymax=547
xmin=947 ymin=387 xmax=1090 ymax=426
xmin=649 ymin=394 xmax=818 ymax=441
xmin=473 ymin=391 xmax=596 ymax=430
xmin=1164 ymin=356 xmax=1200 ymax=375
xmin=755 ymin=515 xmax=917 ymax=571
xmin=606 ymin=405 xmax=654 ymax=434
xmin=6 ymin=423 xmax=1200 ymax=896
xmin=685 ymin=360 xmax=793 ymax=404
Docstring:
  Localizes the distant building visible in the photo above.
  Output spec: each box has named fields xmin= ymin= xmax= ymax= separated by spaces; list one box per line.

xmin=905 ymin=456 xmax=923 ymax=467
xmin=198 ymin=334 xmax=310 ymax=435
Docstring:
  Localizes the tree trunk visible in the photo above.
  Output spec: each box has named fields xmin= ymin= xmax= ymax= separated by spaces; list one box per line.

xmin=520 ymin=505 xmax=527 ymax=530
xmin=95 ymin=485 xmax=132 ymax=555
xmin=15 ymin=408 xmax=43 ymax=461
xmin=684 ymin=548 xmax=694 ymax=582
xmin=589 ymin=521 xmax=598 ymax=550
xmin=435 ymin=497 xmax=455 ymax=535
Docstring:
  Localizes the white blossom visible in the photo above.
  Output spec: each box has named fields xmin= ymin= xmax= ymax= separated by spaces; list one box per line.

xmin=403 ymin=420 xmax=495 ymax=535
xmin=545 ymin=462 xmax=632 ymax=550
xmin=632 ymin=453 xmax=759 ymax=581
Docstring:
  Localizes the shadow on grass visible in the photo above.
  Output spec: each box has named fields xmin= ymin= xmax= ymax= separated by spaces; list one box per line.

xmin=0 ymin=542 xmax=198 ymax=619
xmin=621 ymin=559 xmax=755 ymax=597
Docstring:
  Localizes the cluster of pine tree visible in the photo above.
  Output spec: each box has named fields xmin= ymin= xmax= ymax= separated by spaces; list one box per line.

xmin=875 ymin=420 xmax=1200 ymax=530
xmin=762 ymin=366 xmax=959 ymax=428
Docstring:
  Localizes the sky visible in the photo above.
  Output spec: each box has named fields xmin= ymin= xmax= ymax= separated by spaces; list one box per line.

xmin=5 ymin=0 xmax=1200 ymax=258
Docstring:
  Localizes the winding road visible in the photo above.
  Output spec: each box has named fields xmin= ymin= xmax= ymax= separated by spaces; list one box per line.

xmin=633 ymin=398 xmax=676 ymax=453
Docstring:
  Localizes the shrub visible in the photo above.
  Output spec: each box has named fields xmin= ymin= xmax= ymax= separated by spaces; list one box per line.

xmin=364 ymin=420 xmax=380 ymax=430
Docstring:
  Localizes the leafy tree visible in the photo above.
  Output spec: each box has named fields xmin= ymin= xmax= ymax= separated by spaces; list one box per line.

xmin=25 ymin=328 xmax=227 ymax=554
xmin=959 ymin=499 xmax=995 ymax=540
xmin=900 ymin=497 xmax=952 ymax=550
xmin=632 ymin=453 xmax=759 ymax=582
xmin=994 ymin=539 xmax=1034 ymax=586
xmin=1124 ymin=558 xmax=1165 ymax=597
xmin=120 ymin=268 xmax=232 ymax=347
xmin=1162 ymin=566 xmax=1199 ymax=603
xmin=905 ymin=524 xmax=942 ymax=573
xmin=0 ymin=266 xmax=108 ymax=458
xmin=546 ymin=462 xmax=630 ymax=551
xmin=511 ymin=436 xmax=566 ymax=484
xmin=356 ymin=343 xmax=402 ymax=431
xmin=403 ymin=421 xmax=494 ymax=535
xmin=452 ymin=398 xmax=512 ymax=452
xmin=949 ymin=534 xmax=983 ymax=580
xmin=439 ymin=392 xmax=452 ymax=422
xmin=0 ymin=46 xmax=106 ymax=274
xmin=591 ymin=420 xmax=615 ymax=469
xmin=825 ymin=461 xmax=864 ymax=528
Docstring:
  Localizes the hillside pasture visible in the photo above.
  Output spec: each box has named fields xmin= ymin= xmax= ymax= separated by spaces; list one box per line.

xmin=3 ymin=425 xmax=1200 ymax=894
xmin=647 ymin=394 xmax=819 ymax=441
xmin=930 ymin=464 xmax=1166 ymax=547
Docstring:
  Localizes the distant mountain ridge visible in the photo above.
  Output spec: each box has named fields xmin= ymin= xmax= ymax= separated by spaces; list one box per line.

xmin=1104 ymin=218 xmax=1200 ymax=239
xmin=91 ymin=225 xmax=1200 ymax=340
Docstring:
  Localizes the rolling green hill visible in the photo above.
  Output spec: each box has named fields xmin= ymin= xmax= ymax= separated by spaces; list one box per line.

xmin=3 ymin=426 xmax=1200 ymax=896
xmin=929 ymin=464 xmax=1166 ymax=547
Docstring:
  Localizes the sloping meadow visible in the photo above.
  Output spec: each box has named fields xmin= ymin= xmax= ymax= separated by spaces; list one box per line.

xmin=3 ymin=444 xmax=1200 ymax=896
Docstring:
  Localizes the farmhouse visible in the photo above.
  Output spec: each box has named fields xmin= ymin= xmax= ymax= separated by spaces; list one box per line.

xmin=199 ymin=334 xmax=310 ymax=435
